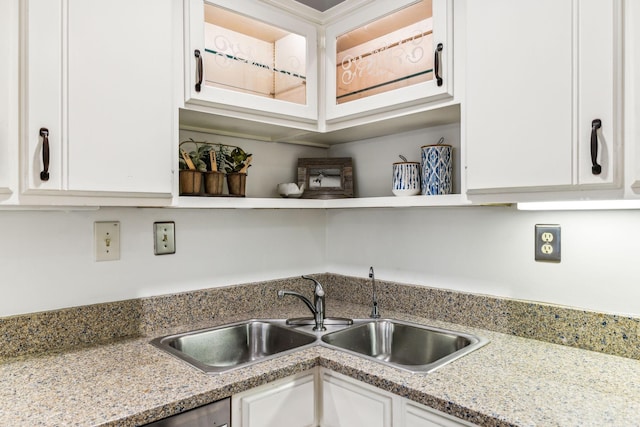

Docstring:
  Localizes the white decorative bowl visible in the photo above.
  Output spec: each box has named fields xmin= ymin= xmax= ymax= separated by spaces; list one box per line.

xmin=277 ymin=183 xmax=305 ymax=198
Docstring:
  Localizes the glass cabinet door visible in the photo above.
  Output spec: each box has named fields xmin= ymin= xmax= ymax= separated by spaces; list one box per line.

xmin=185 ymin=0 xmax=318 ymax=123
xmin=325 ymin=0 xmax=452 ymax=122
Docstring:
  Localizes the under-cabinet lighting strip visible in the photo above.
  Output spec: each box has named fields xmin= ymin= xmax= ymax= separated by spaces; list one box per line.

xmin=518 ymin=200 xmax=640 ymax=211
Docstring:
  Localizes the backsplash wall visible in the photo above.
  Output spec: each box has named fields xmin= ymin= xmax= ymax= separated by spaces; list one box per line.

xmin=0 ymin=207 xmax=327 ymax=316
xmin=2 ymin=204 xmax=640 ymax=318
xmin=327 ymin=206 xmax=640 ymax=316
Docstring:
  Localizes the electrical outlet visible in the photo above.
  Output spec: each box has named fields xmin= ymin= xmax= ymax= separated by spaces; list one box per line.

xmin=94 ymin=221 xmax=120 ymax=261
xmin=154 ymin=222 xmax=176 ymax=255
xmin=535 ymin=224 xmax=561 ymax=262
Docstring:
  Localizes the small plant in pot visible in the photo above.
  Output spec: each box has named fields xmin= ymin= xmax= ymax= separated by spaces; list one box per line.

xmin=179 ymin=148 xmax=206 ymax=195
xmin=198 ymin=145 xmax=225 ymax=196
xmin=224 ymin=147 xmax=252 ymax=196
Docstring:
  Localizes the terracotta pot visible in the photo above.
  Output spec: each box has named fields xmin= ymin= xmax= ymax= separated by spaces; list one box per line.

xmin=204 ymin=171 xmax=225 ymax=195
xmin=179 ymin=170 xmax=203 ymax=195
xmin=226 ymin=172 xmax=247 ymax=196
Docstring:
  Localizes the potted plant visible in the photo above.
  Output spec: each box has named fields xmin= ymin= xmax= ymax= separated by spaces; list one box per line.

xmin=179 ymin=148 xmax=206 ymax=195
xmin=224 ymin=147 xmax=252 ymax=196
xmin=198 ymin=145 xmax=225 ymax=196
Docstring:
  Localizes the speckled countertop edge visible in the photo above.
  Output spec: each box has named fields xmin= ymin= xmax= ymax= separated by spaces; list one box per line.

xmin=2 ymin=273 xmax=639 ymax=361
xmin=1 ymin=301 xmax=640 ymax=427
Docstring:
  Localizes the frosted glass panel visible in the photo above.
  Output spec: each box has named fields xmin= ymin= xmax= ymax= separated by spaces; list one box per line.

xmin=203 ymin=3 xmax=306 ymax=104
xmin=336 ymin=0 xmax=433 ymax=104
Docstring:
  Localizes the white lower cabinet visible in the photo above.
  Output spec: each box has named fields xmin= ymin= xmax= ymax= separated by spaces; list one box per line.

xmin=233 ymin=368 xmax=476 ymax=427
xmin=403 ymin=400 xmax=476 ymax=427
xmin=321 ymin=369 xmax=397 ymax=427
xmin=320 ymin=370 xmax=475 ymax=427
xmin=232 ymin=371 xmax=317 ymax=427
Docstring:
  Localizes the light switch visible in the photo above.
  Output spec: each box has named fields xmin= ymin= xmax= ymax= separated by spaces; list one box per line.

xmin=94 ymin=221 xmax=120 ymax=262
xmin=154 ymin=222 xmax=175 ymax=255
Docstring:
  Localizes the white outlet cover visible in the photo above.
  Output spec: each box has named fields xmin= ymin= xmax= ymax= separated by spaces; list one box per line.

xmin=94 ymin=221 xmax=120 ymax=262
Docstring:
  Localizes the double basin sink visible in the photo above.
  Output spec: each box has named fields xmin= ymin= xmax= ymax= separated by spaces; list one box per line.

xmin=151 ymin=318 xmax=488 ymax=374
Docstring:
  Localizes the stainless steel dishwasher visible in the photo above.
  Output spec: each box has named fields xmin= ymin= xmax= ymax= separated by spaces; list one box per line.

xmin=144 ymin=397 xmax=230 ymax=426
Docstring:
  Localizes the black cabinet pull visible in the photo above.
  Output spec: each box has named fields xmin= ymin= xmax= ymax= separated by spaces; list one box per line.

xmin=591 ymin=119 xmax=602 ymax=175
xmin=194 ymin=49 xmax=203 ymax=92
xmin=39 ymin=127 xmax=50 ymax=181
xmin=434 ymin=43 xmax=443 ymax=87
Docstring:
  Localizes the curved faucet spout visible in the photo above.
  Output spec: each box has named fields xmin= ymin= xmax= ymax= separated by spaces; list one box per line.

xmin=278 ymin=276 xmax=327 ymax=331
xmin=278 ymin=290 xmax=316 ymax=314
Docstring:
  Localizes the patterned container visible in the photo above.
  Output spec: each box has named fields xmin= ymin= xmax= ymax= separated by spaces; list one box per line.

xmin=421 ymin=144 xmax=453 ymax=195
xmin=392 ymin=162 xmax=421 ymax=196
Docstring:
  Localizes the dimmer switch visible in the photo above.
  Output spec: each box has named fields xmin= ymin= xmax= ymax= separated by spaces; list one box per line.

xmin=154 ymin=222 xmax=175 ymax=255
xmin=535 ymin=224 xmax=561 ymax=262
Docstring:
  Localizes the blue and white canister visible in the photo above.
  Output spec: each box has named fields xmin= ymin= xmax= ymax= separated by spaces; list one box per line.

xmin=421 ymin=144 xmax=453 ymax=195
xmin=392 ymin=162 xmax=421 ymax=196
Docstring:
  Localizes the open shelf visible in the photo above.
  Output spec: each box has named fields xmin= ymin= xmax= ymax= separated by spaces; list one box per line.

xmin=174 ymin=194 xmax=469 ymax=209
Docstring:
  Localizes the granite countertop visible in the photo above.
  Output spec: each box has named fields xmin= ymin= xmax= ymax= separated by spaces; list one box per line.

xmin=1 ymin=300 xmax=640 ymax=426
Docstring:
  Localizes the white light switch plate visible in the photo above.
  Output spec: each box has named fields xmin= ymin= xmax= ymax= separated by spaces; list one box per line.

xmin=154 ymin=222 xmax=176 ymax=255
xmin=94 ymin=221 xmax=120 ymax=262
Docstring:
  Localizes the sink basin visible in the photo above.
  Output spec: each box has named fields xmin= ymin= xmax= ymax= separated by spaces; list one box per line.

xmin=151 ymin=319 xmax=317 ymax=373
xmin=321 ymin=319 xmax=488 ymax=373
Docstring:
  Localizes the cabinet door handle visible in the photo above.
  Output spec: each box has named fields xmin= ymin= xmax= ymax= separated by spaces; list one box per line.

xmin=39 ymin=127 xmax=50 ymax=181
xmin=434 ymin=43 xmax=443 ymax=87
xmin=194 ymin=49 xmax=203 ymax=92
xmin=590 ymin=119 xmax=602 ymax=175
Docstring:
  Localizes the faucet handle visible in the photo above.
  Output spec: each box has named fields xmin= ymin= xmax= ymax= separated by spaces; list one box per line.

xmin=302 ymin=275 xmax=324 ymax=294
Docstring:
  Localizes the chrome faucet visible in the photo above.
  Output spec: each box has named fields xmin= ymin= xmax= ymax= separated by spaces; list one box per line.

xmin=277 ymin=275 xmax=326 ymax=331
xmin=369 ymin=266 xmax=380 ymax=318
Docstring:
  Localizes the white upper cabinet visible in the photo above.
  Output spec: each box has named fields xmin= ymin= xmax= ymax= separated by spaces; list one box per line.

xmin=184 ymin=0 xmax=319 ymax=127
xmin=324 ymin=0 xmax=453 ymax=124
xmin=21 ymin=0 xmax=175 ymax=204
xmin=627 ymin=0 xmax=640 ymax=197
xmin=0 ymin=0 xmax=18 ymax=203
xmin=465 ymin=0 xmax=622 ymax=200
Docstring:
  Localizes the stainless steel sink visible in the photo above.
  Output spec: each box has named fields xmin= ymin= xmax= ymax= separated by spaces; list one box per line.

xmin=320 ymin=319 xmax=489 ymax=373
xmin=151 ymin=319 xmax=317 ymax=373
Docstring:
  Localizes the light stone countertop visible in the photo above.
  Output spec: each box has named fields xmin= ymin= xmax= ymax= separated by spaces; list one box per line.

xmin=1 ymin=300 xmax=640 ymax=426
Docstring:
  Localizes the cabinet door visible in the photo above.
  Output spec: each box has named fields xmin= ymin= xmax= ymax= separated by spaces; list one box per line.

xmin=233 ymin=372 xmax=316 ymax=427
xmin=22 ymin=0 xmax=174 ymax=197
xmin=404 ymin=400 xmax=476 ymax=427
xmin=0 ymin=0 xmax=18 ymax=201
xmin=185 ymin=0 xmax=318 ymax=123
xmin=325 ymin=0 xmax=453 ymax=122
xmin=628 ymin=0 xmax=640 ymax=195
xmin=23 ymin=0 xmax=64 ymax=192
xmin=465 ymin=0 xmax=620 ymax=195
xmin=321 ymin=370 xmax=395 ymax=427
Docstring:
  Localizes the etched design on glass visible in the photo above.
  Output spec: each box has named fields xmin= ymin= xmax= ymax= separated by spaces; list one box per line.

xmin=335 ymin=0 xmax=433 ymax=104
xmin=201 ymin=4 xmax=307 ymax=104
xmin=340 ymin=29 xmax=427 ymax=86
xmin=421 ymin=145 xmax=452 ymax=195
